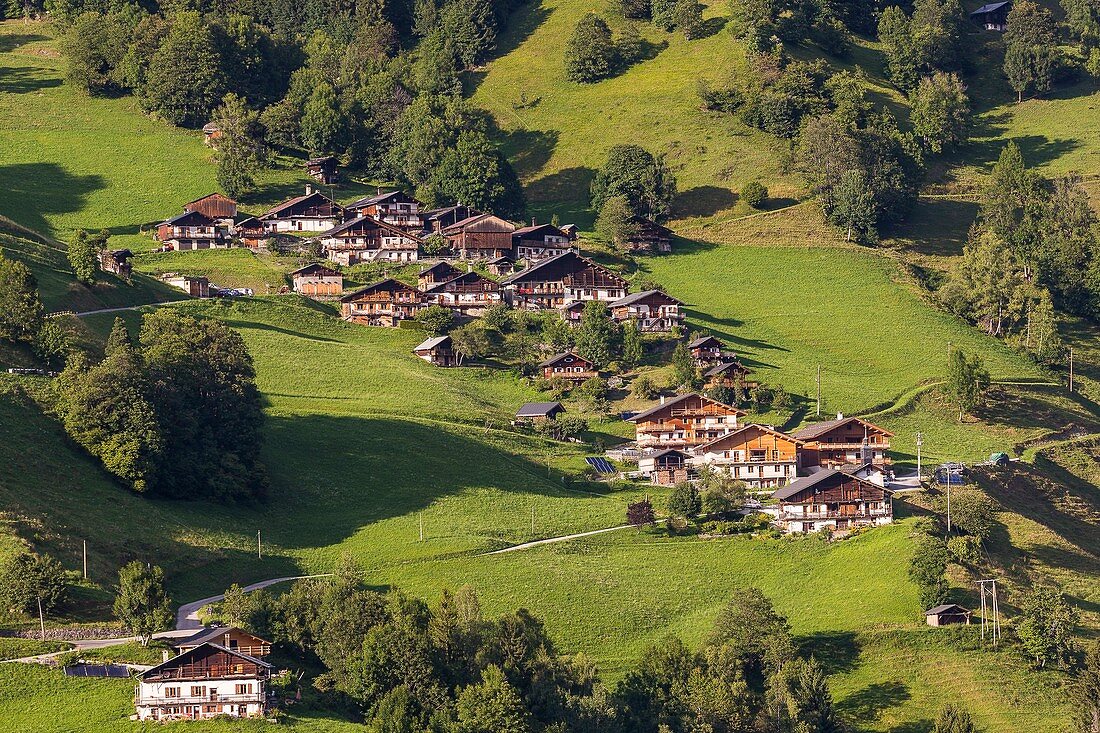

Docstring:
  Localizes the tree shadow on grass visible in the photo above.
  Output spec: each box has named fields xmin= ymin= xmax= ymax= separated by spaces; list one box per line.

xmin=837 ymin=680 xmax=911 ymax=725
xmin=498 ymin=128 xmax=559 ymax=180
xmin=887 ymin=721 xmax=934 ymax=733
xmin=693 ymin=16 xmax=728 ymax=39
xmin=965 ymin=132 xmax=1082 ymax=171
xmin=0 ymin=163 xmax=105 ymax=238
xmin=0 ymin=65 xmax=62 ymax=94
xmin=525 ymin=167 xmax=597 ymax=229
xmin=797 ymin=630 xmax=861 ymax=674
xmin=0 ymin=33 xmax=48 ymax=53
xmin=674 ymin=186 xmax=737 ymax=218
xmin=889 ymin=198 xmax=978 ymax=258
xmin=216 ymin=319 xmax=344 ymax=344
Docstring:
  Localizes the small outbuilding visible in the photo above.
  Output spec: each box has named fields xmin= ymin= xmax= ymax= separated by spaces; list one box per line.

xmin=925 ymin=604 xmax=972 ymax=626
xmin=413 ymin=335 xmax=459 ymax=367
xmin=99 ymin=249 xmax=133 ymax=278
xmin=306 ymin=156 xmax=339 ymax=184
xmin=638 ymin=448 xmax=691 ymax=486
xmin=290 ymin=263 xmax=343 ymax=297
xmin=970 ymin=1 xmax=1010 ymax=30
xmin=515 ymin=402 xmax=565 ymax=423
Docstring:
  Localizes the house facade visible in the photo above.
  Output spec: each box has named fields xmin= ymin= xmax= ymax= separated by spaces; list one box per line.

xmin=306 ymin=156 xmax=338 ymax=184
xmin=413 ymin=335 xmax=459 ymax=366
xmin=422 ymin=205 xmax=480 ymax=234
xmin=689 ymin=424 xmax=803 ymax=489
xmin=770 ymin=469 xmax=893 ymax=534
xmin=419 ymin=261 xmax=462 ymax=289
xmin=703 ymin=360 xmax=756 ymax=390
xmin=609 ymin=290 xmax=684 ymax=332
xmin=134 ymin=643 xmax=271 ymax=722
xmin=688 ymin=336 xmax=724 ymax=366
xmin=290 ymin=263 xmax=343 ymax=297
xmin=422 ymin=271 xmax=502 ymax=314
xmin=340 ymin=278 xmax=422 ymax=327
xmin=970 ymin=0 xmax=1010 ymax=29
xmin=157 ymin=211 xmax=229 ymax=250
xmin=623 ymin=217 xmax=673 ymax=254
xmin=161 ymin=274 xmax=210 ymax=297
xmin=174 ymin=627 xmax=271 ymax=658
xmin=321 ymin=216 xmax=421 ymax=265
xmin=627 ymin=392 xmax=745 ymax=449
xmin=792 ymin=416 xmax=893 ymax=469
xmin=540 ymin=352 xmax=598 ymax=382
xmin=512 ymin=223 xmax=575 ymax=261
xmin=349 ymin=190 xmax=423 ymax=232
xmin=442 ymin=214 xmax=516 ymax=260
xmin=638 ymin=448 xmax=692 ymax=486
xmin=501 ymin=252 xmax=628 ymax=311
xmin=259 ymin=188 xmax=346 ymax=233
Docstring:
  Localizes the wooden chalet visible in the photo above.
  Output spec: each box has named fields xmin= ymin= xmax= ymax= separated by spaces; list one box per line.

xmin=703 ymin=359 xmax=756 ymax=390
xmin=609 ymin=290 xmax=684 ymax=332
xmin=627 ymin=392 xmax=745 ymax=449
xmin=512 ymin=223 xmax=575 ymax=261
xmin=157 ymin=210 xmax=229 ymax=250
xmin=560 ymin=223 xmax=579 ymax=240
xmin=174 ymin=627 xmax=271 ymax=658
xmin=414 ymin=335 xmax=460 ymax=366
xmin=560 ymin=299 xmax=587 ymax=326
xmin=688 ymin=335 xmax=724 ymax=366
xmin=321 ymin=216 xmax=421 ymax=265
xmin=689 ymin=424 xmax=803 ymax=489
xmin=539 ymin=352 xmax=597 ymax=383
xmin=259 ymin=187 xmax=346 ymax=233
xmin=422 ymin=271 xmax=502 ymax=314
xmin=770 ymin=469 xmax=893 ymax=534
xmin=442 ymin=213 xmax=516 ymax=260
xmin=184 ymin=193 xmax=237 ymax=221
xmin=290 ymin=263 xmax=343 ymax=297
xmin=791 ymin=415 xmax=893 ymax=469
xmin=99 ymin=249 xmax=133 ymax=278
xmin=349 ymin=190 xmax=423 ymax=232
xmin=419 ymin=261 xmax=462 ymax=289
xmin=135 ymin=642 xmax=271 ymax=721
xmin=970 ymin=0 xmax=1010 ymax=29
xmin=339 ymin=278 xmax=422 ymax=327
xmin=623 ymin=216 xmax=673 ymax=254
xmin=500 ymin=252 xmax=628 ymax=311
xmin=515 ymin=401 xmax=564 ymax=422
xmin=486 ymin=255 xmax=515 ymax=277
xmin=422 ymin=205 xmax=479 ymax=234
xmin=161 ymin=274 xmax=211 ymax=298
xmin=638 ymin=448 xmax=692 ymax=486
xmin=838 ymin=462 xmax=888 ymax=487
xmin=306 ymin=155 xmax=338 ymax=184
xmin=232 ymin=216 xmax=265 ymax=248
xmin=925 ymin=604 xmax=972 ymax=627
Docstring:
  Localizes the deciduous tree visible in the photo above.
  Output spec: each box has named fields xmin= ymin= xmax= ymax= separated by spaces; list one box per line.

xmin=114 ymin=561 xmax=173 ymax=646
xmin=565 ymin=13 xmax=617 ymax=83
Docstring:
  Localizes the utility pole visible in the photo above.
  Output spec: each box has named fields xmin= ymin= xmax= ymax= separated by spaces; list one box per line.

xmin=946 ymin=479 xmax=952 ymax=533
xmin=37 ymin=595 xmax=45 ymax=640
xmin=978 ymin=579 xmax=1001 ymax=646
xmin=915 ymin=432 xmax=923 ymax=481
xmin=815 ymin=365 xmax=821 ymax=417
xmin=419 ymin=512 xmax=424 ymax=542
xmin=257 ymin=530 xmax=262 ymax=560
xmin=82 ymin=540 xmax=87 ymax=580
xmin=1068 ymin=348 xmax=1074 ymax=393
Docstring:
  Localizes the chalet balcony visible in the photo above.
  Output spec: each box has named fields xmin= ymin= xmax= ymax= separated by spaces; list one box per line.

xmin=815 ymin=441 xmax=888 ymax=448
xmin=780 ymin=508 xmax=892 ymax=520
xmin=142 ymin=666 xmax=266 ymax=682
xmin=136 ymin=692 xmax=264 ymax=705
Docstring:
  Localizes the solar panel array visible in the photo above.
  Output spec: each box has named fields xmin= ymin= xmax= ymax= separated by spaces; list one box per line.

xmin=585 ymin=457 xmax=616 ymax=475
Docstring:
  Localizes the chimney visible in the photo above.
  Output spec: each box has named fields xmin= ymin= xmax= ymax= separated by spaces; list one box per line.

xmin=531 ymin=217 xmax=536 ymax=226
xmin=162 ymin=649 xmax=171 ymax=663
xmin=305 ymin=184 xmax=313 ymax=195
xmin=660 ymin=395 xmax=666 ymax=405
xmin=836 ymin=412 xmax=844 ymax=420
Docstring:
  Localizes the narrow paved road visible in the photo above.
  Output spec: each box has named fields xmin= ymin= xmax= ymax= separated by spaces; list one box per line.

xmin=481 ymin=519 xmax=670 ymax=555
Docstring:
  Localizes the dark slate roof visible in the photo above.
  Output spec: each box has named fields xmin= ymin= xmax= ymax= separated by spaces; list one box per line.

xmin=688 ymin=335 xmax=722 ymax=349
xmin=513 ymin=223 xmax=568 ymax=238
xmin=539 ymin=352 xmax=592 ymax=368
xmin=627 ymin=392 xmax=744 ymax=423
xmin=143 ymin=642 xmax=272 ymax=679
xmin=926 ymin=604 xmax=970 ymax=615
xmin=414 ymin=335 xmax=452 ymax=351
xmin=487 ymin=255 xmax=514 ymax=264
xmin=289 ymin=263 xmax=340 ymax=277
xmin=306 ymin=155 xmax=337 ymax=165
xmin=174 ymin=626 xmax=269 ymax=649
xmin=423 ymin=271 xmax=497 ymax=293
xmin=339 ymin=278 xmax=412 ymax=302
xmin=323 ymin=215 xmax=421 ymax=242
xmin=771 ymin=469 xmax=889 ymax=501
xmin=162 ymin=210 xmax=214 ymax=226
xmin=500 ymin=251 xmax=624 ymax=286
xmin=791 ymin=416 xmax=895 ymax=440
xmin=648 ymin=448 xmax=690 ymax=459
xmin=838 ymin=462 xmax=884 ymax=475
xmin=971 ymin=1 xmax=1009 ymax=13
xmin=516 ymin=401 xmax=563 ymax=417
xmin=420 ymin=261 xmax=460 ymax=276
xmin=703 ymin=360 xmax=750 ymax=378
xmin=349 ymin=190 xmax=421 ymax=209
xmin=610 ymin=289 xmax=683 ymax=308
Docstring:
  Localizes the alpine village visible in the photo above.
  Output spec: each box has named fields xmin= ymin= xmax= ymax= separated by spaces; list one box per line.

xmin=0 ymin=0 xmax=1099 ymax=730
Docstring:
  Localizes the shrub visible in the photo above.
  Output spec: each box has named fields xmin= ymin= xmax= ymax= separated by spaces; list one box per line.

xmin=631 ymin=374 xmax=659 ymax=399
xmin=0 ymin=552 xmax=68 ymax=616
xmin=740 ymin=181 xmax=768 ymax=208
xmin=416 ymin=305 xmax=456 ymax=334
xmin=565 ymin=13 xmax=617 ymax=83
xmin=627 ymin=498 xmax=657 ymax=526
xmin=667 ymin=481 xmax=702 ymax=518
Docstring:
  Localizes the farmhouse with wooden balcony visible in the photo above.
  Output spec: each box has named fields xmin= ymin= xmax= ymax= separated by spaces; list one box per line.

xmin=638 ymin=448 xmax=692 ymax=486
xmin=413 ymin=335 xmax=459 ymax=366
xmin=134 ymin=642 xmax=271 ymax=721
xmin=442 ymin=213 xmax=516 ymax=260
xmin=340 ymin=278 xmax=422 ymax=327
xmin=419 ymin=261 xmax=462 ymax=289
xmin=156 ymin=211 xmax=229 ymax=250
xmin=349 ymin=190 xmax=423 ymax=232
xmin=512 ymin=223 xmax=575 ymax=261
xmin=689 ymin=424 xmax=803 ymax=489
xmin=627 ymin=392 xmax=745 ymax=449
xmin=422 ymin=205 xmax=479 ymax=234
xmin=792 ymin=415 xmax=893 ymax=469
xmin=174 ymin=627 xmax=271 ymax=658
xmin=501 ymin=252 xmax=628 ymax=311
xmin=184 ymin=192 xmax=237 ymax=221
xmin=320 ymin=216 xmax=421 ymax=265
xmin=769 ymin=469 xmax=893 ymax=534
xmin=688 ymin=335 xmax=724 ymax=366
xmin=703 ymin=359 xmax=757 ymax=390
xmin=609 ymin=290 xmax=685 ymax=332
xmin=306 ymin=155 xmax=338 ymax=184
xmin=422 ymin=271 xmax=502 ymax=314
xmin=290 ymin=263 xmax=343 ymax=297
xmin=540 ymin=352 xmax=598 ymax=383
xmin=259 ymin=188 xmax=346 ymax=233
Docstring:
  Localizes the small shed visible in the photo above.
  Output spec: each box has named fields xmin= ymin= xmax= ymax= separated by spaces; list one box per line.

xmin=99 ymin=249 xmax=133 ymax=278
xmin=306 ymin=156 xmax=339 ymax=185
xmin=516 ymin=402 xmax=564 ymax=422
xmin=485 ymin=255 xmax=515 ymax=277
xmin=290 ymin=263 xmax=343 ymax=297
xmin=925 ymin=604 xmax=972 ymax=626
xmin=638 ymin=448 xmax=691 ymax=486
xmin=413 ymin=335 xmax=459 ymax=367
xmin=202 ymin=122 xmax=222 ymax=146
xmin=970 ymin=1 xmax=1010 ymax=30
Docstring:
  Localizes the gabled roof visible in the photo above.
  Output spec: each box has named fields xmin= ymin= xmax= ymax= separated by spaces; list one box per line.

xmin=105 ymin=248 xmax=133 ymax=259
xmin=838 ymin=462 xmax=886 ymax=476
xmin=610 ymin=290 xmax=684 ymax=308
xmin=349 ymin=190 xmax=421 ymax=209
xmin=174 ymin=625 xmax=270 ymax=649
xmin=627 ymin=392 xmax=745 ymax=423
xmin=971 ymin=1 xmax=1009 ymax=14
xmin=323 ymin=215 xmax=422 ymax=242
xmin=162 ymin=210 xmax=215 ymax=226
xmin=688 ymin=335 xmax=722 ymax=349
xmin=141 ymin=642 xmax=272 ymax=680
xmin=414 ymin=335 xmax=452 ymax=351
xmin=693 ymin=423 xmax=803 ymax=453
xmin=539 ymin=351 xmax=593 ymax=368
xmin=442 ymin=212 xmax=515 ymax=234
xmin=259 ymin=191 xmax=343 ymax=220
xmin=513 ymin=222 xmax=569 ymax=239
xmin=791 ymin=416 xmax=894 ymax=441
xmin=648 ymin=448 xmax=691 ymax=459
xmin=306 ymin=155 xmax=338 ymax=165
xmin=339 ymin=278 xmax=416 ymax=302
xmin=423 ymin=270 xmax=498 ymax=293
xmin=420 ymin=261 xmax=460 ymax=276
xmin=500 ymin=251 xmax=626 ymax=286
xmin=486 ymin=255 xmax=514 ymax=264
xmin=516 ymin=401 xmax=564 ymax=417
xmin=184 ymin=192 xmax=236 ymax=208
xmin=925 ymin=603 xmax=970 ymax=615
xmin=704 ymin=360 xmax=752 ymax=378
xmin=771 ymin=468 xmax=889 ymax=501
xmin=628 ymin=215 xmax=673 ymax=235
xmin=290 ymin=263 xmax=341 ymax=277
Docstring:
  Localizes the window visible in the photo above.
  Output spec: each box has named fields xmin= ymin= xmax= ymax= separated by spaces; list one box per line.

xmin=165 ymin=687 xmax=180 ymax=698
xmin=191 ymin=686 xmax=206 ymax=697
xmin=235 ymin=684 xmax=253 ymax=696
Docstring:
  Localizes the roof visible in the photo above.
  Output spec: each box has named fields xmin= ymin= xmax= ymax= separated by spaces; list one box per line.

xmin=486 ymin=255 xmax=514 ymax=264
xmin=349 ymin=190 xmax=421 ymax=209
xmin=339 ymin=278 xmax=415 ymax=302
xmin=442 ymin=212 xmax=509 ymax=232
xmin=420 ymin=261 xmax=460 ymax=275
xmin=162 ymin=210 xmax=214 ymax=226
xmin=516 ymin=401 xmax=564 ymax=417
xmin=259 ymin=191 xmax=342 ymax=220
xmin=306 ymin=155 xmax=337 ymax=165
xmin=971 ymin=1 xmax=1009 ymax=13
xmin=184 ymin=192 xmax=235 ymax=208
xmin=322 ymin=215 xmax=421 ymax=242
xmin=647 ymin=448 xmax=691 ymax=459
xmin=628 ymin=215 xmax=673 ymax=235
xmin=610 ymin=289 xmax=684 ymax=308
xmin=693 ymin=423 xmax=803 ymax=452
xmin=688 ymin=335 xmax=722 ymax=349
xmin=627 ymin=392 xmax=745 ymax=423
xmin=142 ymin=642 xmax=271 ymax=679
xmin=513 ymin=222 xmax=568 ymax=238
xmin=500 ymin=251 xmax=624 ymax=286
xmin=791 ymin=416 xmax=895 ymax=441
xmin=539 ymin=351 xmax=592 ymax=368
xmin=414 ymin=335 xmax=452 ymax=351
xmin=703 ymin=360 xmax=751 ymax=378
xmin=289 ymin=263 xmax=340 ymax=277
xmin=925 ymin=604 xmax=970 ymax=615
xmin=423 ymin=271 xmax=497 ymax=293
xmin=771 ymin=468 xmax=888 ymax=501
xmin=174 ymin=626 xmax=270 ymax=649
xmin=838 ymin=462 xmax=885 ymax=475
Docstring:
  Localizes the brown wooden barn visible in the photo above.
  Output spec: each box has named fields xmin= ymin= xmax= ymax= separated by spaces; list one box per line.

xmin=539 ymin=352 xmax=598 ymax=383
xmin=500 ymin=252 xmax=628 ymax=310
xmin=442 ymin=213 xmax=517 ymax=260
xmin=792 ymin=416 xmax=893 ymax=469
xmin=339 ymin=278 xmax=422 ymax=327
xmin=290 ymin=263 xmax=343 ymax=297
